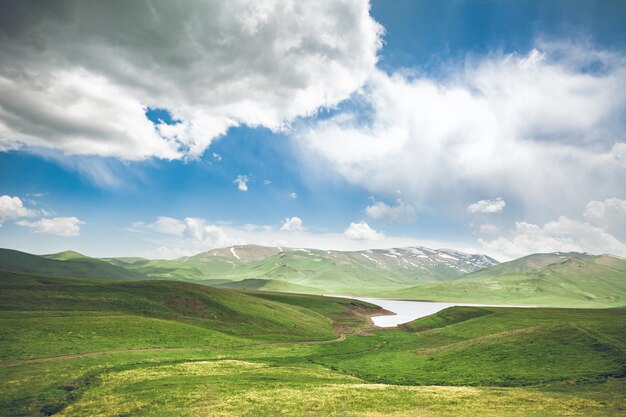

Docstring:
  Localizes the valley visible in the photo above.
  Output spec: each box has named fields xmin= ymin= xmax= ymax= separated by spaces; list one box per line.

xmin=2 ymin=245 xmax=625 ymax=307
xmin=1 ymin=246 xmax=624 ymax=416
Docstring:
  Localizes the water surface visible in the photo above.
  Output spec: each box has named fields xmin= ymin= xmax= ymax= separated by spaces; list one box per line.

xmin=355 ymin=298 xmax=456 ymax=327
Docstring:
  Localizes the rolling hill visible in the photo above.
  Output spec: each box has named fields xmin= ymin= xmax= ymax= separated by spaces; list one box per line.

xmin=2 ymin=246 xmax=624 ymax=307
xmin=214 ymin=278 xmax=324 ymax=294
xmin=386 ymin=253 xmax=626 ymax=307
xmin=0 ymin=249 xmax=147 ymax=281
xmin=1 ymin=253 xmax=624 ymax=416
xmin=0 ymin=269 xmax=380 ymax=351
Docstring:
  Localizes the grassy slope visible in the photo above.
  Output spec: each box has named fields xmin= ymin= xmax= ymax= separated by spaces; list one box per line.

xmin=2 ymin=305 xmax=623 ymax=416
xmin=309 ymin=306 xmax=626 ymax=386
xmin=245 ymin=291 xmax=386 ymax=332
xmin=1 ymin=255 xmax=624 ymax=416
xmin=386 ymin=255 xmax=626 ymax=307
xmin=214 ymin=278 xmax=323 ymax=294
xmin=466 ymin=252 xmax=591 ymax=276
xmin=0 ymin=270 xmax=350 ymax=360
xmin=0 ymin=248 xmax=147 ymax=280
xmin=43 ymin=250 xmax=88 ymax=261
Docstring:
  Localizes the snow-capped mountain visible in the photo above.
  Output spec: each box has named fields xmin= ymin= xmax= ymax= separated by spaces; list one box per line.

xmin=182 ymin=244 xmax=499 ymax=281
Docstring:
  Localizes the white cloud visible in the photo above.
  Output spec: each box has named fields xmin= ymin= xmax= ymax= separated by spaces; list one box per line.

xmin=0 ymin=0 xmax=382 ymax=160
xmin=16 ymin=217 xmax=84 ymax=237
xmin=299 ymin=44 xmax=626 ymax=221
xmin=130 ymin=216 xmax=239 ymax=249
xmin=289 ymin=192 xmax=298 ymax=199
xmin=132 ymin=216 xmax=459 ymax=258
xmin=134 ymin=216 xmax=236 ymax=248
xmin=0 ymin=195 xmax=37 ymax=222
xmin=234 ymin=175 xmax=249 ymax=191
xmin=479 ymin=216 xmax=626 ymax=260
xmin=611 ymin=143 xmax=626 ymax=167
xmin=212 ymin=152 xmax=222 ymax=162
xmin=132 ymin=216 xmax=186 ymax=236
xmin=263 ymin=179 xmax=271 ymax=185
xmin=467 ymin=198 xmax=506 ymax=214
xmin=280 ymin=217 xmax=303 ymax=231
xmin=479 ymin=224 xmax=498 ymax=234
xmin=583 ymin=198 xmax=626 ymax=240
xmin=183 ymin=218 xmax=234 ymax=247
xmin=365 ymin=199 xmax=415 ymax=223
xmin=344 ymin=221 xmax=384 ymax=241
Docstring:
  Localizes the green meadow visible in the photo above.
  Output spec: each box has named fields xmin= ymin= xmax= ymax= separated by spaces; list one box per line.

xmin=1 ymin=269 xmax=624 ymax=416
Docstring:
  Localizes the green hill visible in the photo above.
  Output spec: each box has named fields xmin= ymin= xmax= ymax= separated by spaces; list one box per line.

xmin=4 ymin=247 xmax=625 ymax=308
xmin=0 ymin=270 xmax=348 ymax=350
xmin=0 ymin=249 xmax=147 ymax=281
xmin=1 ymin=269 xmax=624 ymax=416
xmin=214 ymin=278 xmax=323 ymax=294
xmin=43 ymin=250 xmax=89 ymax=261
xmin=387 ymin=254 xmax=626 ymax=307
xmin=461 ymin=252 xmax=591 ymax=277
xmin=311 ymin=306 xmax=626 ymax=387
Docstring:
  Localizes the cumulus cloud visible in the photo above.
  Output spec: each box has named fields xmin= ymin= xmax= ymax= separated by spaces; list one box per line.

xmin=583 ymin=198 xmax=626 ymax=240
xmin=16 ymin=217 xmax=84 ymax=237
xmin=467 ymin=198 xmax=506 ymax=214
xmin=280 ymin=217 xmax=303 ymax=231
xmin=344 ymin=221 xmax=384 ymax=240
xmin=234 ymin=175 xmax=249 ymax=191
xmin=299 ymin=43 xmax=626 ymax=221
xmin=183 ymin=218 xmax=233 ymax=247
xmin=0 ymin=0 xmax=382 ymax=160
xmin=133 ymin=216 xmax=235 ymax=248
xmin=365 ymin=199 xmax=415 ymax=223
xmin=0 ymin=195 xmax=37 ymax=223
xmin=289 ymin=192 xmax=298 ymax=199
xmin=479 ymin=217 xmax=626 ymax=260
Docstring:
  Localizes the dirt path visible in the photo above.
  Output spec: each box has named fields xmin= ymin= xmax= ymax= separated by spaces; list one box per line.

xmin=0 ymin=334 xmax=347 ymax=368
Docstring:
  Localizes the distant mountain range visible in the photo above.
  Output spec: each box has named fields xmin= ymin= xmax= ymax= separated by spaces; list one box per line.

xmin=0 ymin=245 xmax=624 ymax=307
xmin=101 ymin=245 xmax=499 ymax=293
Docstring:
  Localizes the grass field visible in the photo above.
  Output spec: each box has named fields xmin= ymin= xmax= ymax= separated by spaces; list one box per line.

xmin=1 ymin=270 xmax=624 ymax=416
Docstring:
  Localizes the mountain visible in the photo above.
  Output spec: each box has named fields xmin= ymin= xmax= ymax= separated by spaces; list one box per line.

xmin=1 ymin=246 xmax=623 ymax=307
xmin=463 ymin=252 xmax=592 ymax=277
xmin=0 ymin=249 xmax=148 ymax=281
xmin=106 ymin=245 xmax=499 ymax=293
xmin=192 ymin=244 xmax=284 ymax=263
xmin=386 ymin=253 xmax=626 ymax=307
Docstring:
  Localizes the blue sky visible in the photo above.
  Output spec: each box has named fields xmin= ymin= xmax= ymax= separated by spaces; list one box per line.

xmin=1 ymin=0 xmax=625 ymax=260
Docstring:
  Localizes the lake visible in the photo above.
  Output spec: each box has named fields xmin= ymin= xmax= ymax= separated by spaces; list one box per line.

xmin=354 ymin=298 xmax=457 ymax=327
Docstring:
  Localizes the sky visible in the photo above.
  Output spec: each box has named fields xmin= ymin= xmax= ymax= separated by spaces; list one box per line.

xmin=1 ymin=0 xmax=625 ymax=260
